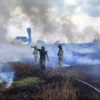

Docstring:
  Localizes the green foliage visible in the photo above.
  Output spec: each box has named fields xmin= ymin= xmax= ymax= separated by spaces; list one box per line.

xmin=14 ymin=77 xmax=38 ymax=86
xmin=0 ymin=82 xmax=6 ymax=86
xmin=0 ymin=82 xmax=6 ymax=88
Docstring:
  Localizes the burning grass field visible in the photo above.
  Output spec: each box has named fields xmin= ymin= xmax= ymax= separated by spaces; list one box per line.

xmin=0 ymin=62 xmax=100 ymax=100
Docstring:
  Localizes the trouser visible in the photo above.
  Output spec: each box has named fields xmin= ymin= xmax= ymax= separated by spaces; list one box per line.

xmin=34 ymin=56 xmax=38 ymax=64
xmin=59 ymin=57 xmax=63 ymax=68
xmin=40 ymin=59 xmax=46 ymax=70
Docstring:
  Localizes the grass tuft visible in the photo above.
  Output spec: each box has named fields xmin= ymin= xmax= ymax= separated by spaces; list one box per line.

xmin=13 ymin=77 xmax=39 ymax=87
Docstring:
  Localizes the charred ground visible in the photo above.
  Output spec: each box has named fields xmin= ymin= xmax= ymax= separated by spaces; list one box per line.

xmin=0 ymin=62 xmax=100 ymax=100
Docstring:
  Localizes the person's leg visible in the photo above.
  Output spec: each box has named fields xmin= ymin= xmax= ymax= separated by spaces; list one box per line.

xmin=35 ymin=56 xmax=38 ymax=64
xmin=59 ymin=57 xmax=63 ymax=68
xmin=34 ymin=56 xmax=36 ymax=63
xmin=39 ymin=59 xmax=42 ymax=70
xmin=35 ymin=56 xmax=36 ymax=63
xmin=42 ymin=59 xmax=46 ymax=70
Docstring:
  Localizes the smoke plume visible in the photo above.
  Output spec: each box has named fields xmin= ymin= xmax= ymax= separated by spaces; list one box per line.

xmin=0 ymin=0 xmax=99 ymax=43
xmin=0 ymin=63 xmax=14 ymax=88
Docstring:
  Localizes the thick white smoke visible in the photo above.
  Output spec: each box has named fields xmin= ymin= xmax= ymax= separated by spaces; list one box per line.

xmin=0 ymin=0 xmax=99 ymax=43
xmin=1 ymin=41 xmax=100 ymax=66
xmin=0 ymin=42 xmax=100 ymax=67
xmin=0 ymin=43 xmax=33 ymax=87
xmin=0 ymin=40 xmax=100 ymax=86
xmin=0 ymin=63 xmax=14 ymax=88
xmin=0 ymin=0 xmax=100 ymax=87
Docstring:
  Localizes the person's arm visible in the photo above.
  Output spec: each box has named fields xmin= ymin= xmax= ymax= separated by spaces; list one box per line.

xmin=31 ymin=46 xmax=34 ymax=48
xmin=31 ymin=46 xmax=41 ymax=51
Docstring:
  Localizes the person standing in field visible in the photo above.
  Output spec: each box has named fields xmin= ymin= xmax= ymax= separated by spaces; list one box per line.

xmin=57 ymin=44 xmax=64 ymax=68
xmin=32 ymin=45 xmax=38 ymax=64
xmin=31 ymin=46 xmax=49 ymax=70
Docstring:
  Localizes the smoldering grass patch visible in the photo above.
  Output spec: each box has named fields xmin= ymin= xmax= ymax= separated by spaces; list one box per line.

xmin=0 ymin=82 xmax=6 ymax=88
xmin=13 ymin=77 xmax=43 ymax=87
xmin=0 ymin=72 xmax=14 ymax=88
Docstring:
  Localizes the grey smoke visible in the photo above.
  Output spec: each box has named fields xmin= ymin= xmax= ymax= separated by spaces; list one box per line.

xmin=0 ymin=0 xmax=18 ymax=43
xmin=0 ymin=0 xmax=99 ymax=43
xmin=0 ymin=63 xmax=14 ymax=88
xmin=76 ymin=0 xmax=100 ymax=17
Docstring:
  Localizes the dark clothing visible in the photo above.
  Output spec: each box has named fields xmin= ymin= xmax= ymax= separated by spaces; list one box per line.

xmin=58 ymin=48 xmax=64 ymax=68
xmin=37 ymin=49 xmax=47 ymax=60
xmin=37 ymin=49 xmax=47 ymax=70
xmin=40 ymin=59 xmax=45 ymax=70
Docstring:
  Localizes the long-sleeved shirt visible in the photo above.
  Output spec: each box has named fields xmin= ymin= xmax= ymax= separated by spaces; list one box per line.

xmin=37 ymin=49 xmax=47 ymax=60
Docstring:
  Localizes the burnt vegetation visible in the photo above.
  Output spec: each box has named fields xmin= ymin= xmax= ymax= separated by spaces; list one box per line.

xmin=0 ymin=63 xmax=100 ymax=100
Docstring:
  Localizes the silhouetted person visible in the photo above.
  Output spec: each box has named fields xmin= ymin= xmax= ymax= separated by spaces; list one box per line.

xmin=57 ymin=44 xmax=64 ymax=68
xmin=31 ymin=46 xmax=49 ymax=70
xmin=33 ymin=45 xmax=38 ymax=64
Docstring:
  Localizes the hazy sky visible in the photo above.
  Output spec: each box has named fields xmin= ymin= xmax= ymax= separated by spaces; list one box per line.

xmin=0 ymin=0 xmax=100 ymax=43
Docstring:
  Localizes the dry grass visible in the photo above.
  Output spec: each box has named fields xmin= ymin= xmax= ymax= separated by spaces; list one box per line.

xmin=1 ymin=62 xmax=99 ymax=100
xmin=66 ymin=68 xmax=87 ymax=80
xmin=0 ymin=62 xmax=77 ymax=100
xmin=10 ymin=62 xmax=34 ymax=80
xmin=13 ymin=77 xmax=41 ymax=87
xmin=33 ymin=81 xmax=76 ymax=100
